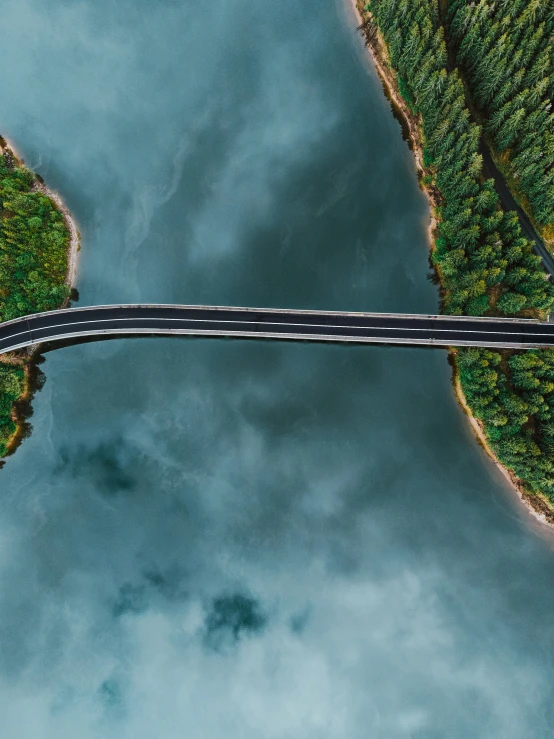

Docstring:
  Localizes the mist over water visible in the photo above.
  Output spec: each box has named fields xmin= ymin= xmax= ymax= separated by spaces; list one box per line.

xmin=1 ymin=0 xmax=554 ymax=737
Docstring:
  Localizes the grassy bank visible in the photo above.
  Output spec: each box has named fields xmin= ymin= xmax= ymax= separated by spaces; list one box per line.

xmin=0 ymin=142 xmax=73 ymax=459
xmin=357 ymin=0 xmax=554 ymax=517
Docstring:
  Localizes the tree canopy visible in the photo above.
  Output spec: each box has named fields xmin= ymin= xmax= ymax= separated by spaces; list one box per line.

xmin=366 ymin=0 xmax=554 ymax=502
xmin=0 ymin=154 xmax=70 ymax=321
xmin=449 ymin=0 xmax=554 ymax=231
xmin=0 ymin=151 xmax=71 ymax=456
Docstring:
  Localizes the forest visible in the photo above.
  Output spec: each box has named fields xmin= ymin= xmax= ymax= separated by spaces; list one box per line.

xmin=364 ymin=0 xmax=554 ymax=503
xmin=448 ymin=0 xmax=554 ymax=242
xmin=0 ymin=151 xmax=70 ymax=456
xmin=0 ymin=363 xmax=25 ymax=456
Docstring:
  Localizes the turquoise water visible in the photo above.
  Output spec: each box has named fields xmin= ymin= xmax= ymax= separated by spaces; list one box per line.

xmin=1 ymin=0 xmax=554 ymax=736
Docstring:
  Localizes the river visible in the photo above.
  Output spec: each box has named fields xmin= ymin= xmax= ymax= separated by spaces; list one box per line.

xmin=1 ymin=0 xmax=554 ymax=737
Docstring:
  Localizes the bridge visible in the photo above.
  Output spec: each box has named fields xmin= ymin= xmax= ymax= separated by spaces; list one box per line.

xmin=1 ymin=305 xmax=554 ymax=354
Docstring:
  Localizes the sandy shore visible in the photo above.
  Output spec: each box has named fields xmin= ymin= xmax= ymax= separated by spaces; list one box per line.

xmin=348 ymin=0 xmax=554 ymax=533
xmin=36 ymin=182 xmax=80 ymax=291
xmin=452 ymin=367 xmax=554 ymax=531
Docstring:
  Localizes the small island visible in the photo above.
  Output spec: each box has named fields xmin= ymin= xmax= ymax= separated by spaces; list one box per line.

xmin=0 ymin=141 xmax=78 ymax=458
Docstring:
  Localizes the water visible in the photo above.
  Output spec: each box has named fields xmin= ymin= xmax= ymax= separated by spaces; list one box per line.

xmin=1 ymin=0 xmax=554 ymax=736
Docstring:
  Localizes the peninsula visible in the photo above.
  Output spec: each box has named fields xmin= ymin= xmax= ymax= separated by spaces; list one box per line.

xmin=0 ymin=141 xmax=78 ymax=458
xmin=355 ymin=0 xmax=554 ymax=524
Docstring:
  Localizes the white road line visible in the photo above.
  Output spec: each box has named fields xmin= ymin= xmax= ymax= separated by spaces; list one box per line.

xmin=1 ymin=313 xmax=554 ymax=350
xmin=20 ymin=315 xmax=554 ymax=338
xmin=0 ymin=329 xmax=549 ymax=354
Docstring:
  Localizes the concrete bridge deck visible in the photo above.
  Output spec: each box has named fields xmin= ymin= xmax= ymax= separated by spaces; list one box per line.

xmin=1 ymin=305 xmax=554 ymax=354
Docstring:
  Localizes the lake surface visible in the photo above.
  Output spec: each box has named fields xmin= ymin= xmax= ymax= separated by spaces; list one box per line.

xmin=1 ymin=0 xmax=554 ymax=736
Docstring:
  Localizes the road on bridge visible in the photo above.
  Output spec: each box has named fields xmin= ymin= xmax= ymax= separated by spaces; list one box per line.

xmin=1 ymin=305 xmax=554 ymax=354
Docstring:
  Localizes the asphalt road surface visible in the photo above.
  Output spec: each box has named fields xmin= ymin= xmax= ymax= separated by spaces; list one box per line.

xmin=2 ymin=305 xmax=554 ymax=354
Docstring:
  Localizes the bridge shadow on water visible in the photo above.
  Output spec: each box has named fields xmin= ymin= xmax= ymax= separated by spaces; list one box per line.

xmin=36 ymin=333 xmax=441 ymax=355
xmin=1 ymin=327 xmax=445 ymax=474
xmin=1 ymin=332 xmax=440 ymax=468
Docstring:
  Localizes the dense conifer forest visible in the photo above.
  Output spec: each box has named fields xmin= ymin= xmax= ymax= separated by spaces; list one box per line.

xmin=448 ymin=0 xmax=554 ymax=242
xmin=364 ymin=0 xmax=554 ymax=504
xmin=0 ymin=152 xmax=71 ymax=455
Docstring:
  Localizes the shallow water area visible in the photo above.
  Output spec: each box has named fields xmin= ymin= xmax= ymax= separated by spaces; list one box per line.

xmin=1 ymin=0 xmax=554 ymax=737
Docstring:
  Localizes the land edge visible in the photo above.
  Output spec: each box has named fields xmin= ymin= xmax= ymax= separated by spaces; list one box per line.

xmin=0 ymin=136 xmax=80 ymax=459
xmin=349 ymin=0 xmax=554 ymax=530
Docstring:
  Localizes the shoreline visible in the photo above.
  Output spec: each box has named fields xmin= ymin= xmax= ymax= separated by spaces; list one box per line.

xmin=0 ymin=136 xmax=81 ymax=293
xmin=36 ymin=182 xmax=80 ymax=291
xmin=0 ymin=136 xmax=80 ymax=458
xmin=452 ymin=363 xmax=554 ymax=530
xmin=349 ymin=0 xmax=554 ymax=533
xmin=346 ymin=0 xmax=439 ymax=271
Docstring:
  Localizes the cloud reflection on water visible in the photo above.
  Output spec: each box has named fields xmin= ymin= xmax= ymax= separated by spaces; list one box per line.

xmin=0 ymin=0 xmax=554 ymax=737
